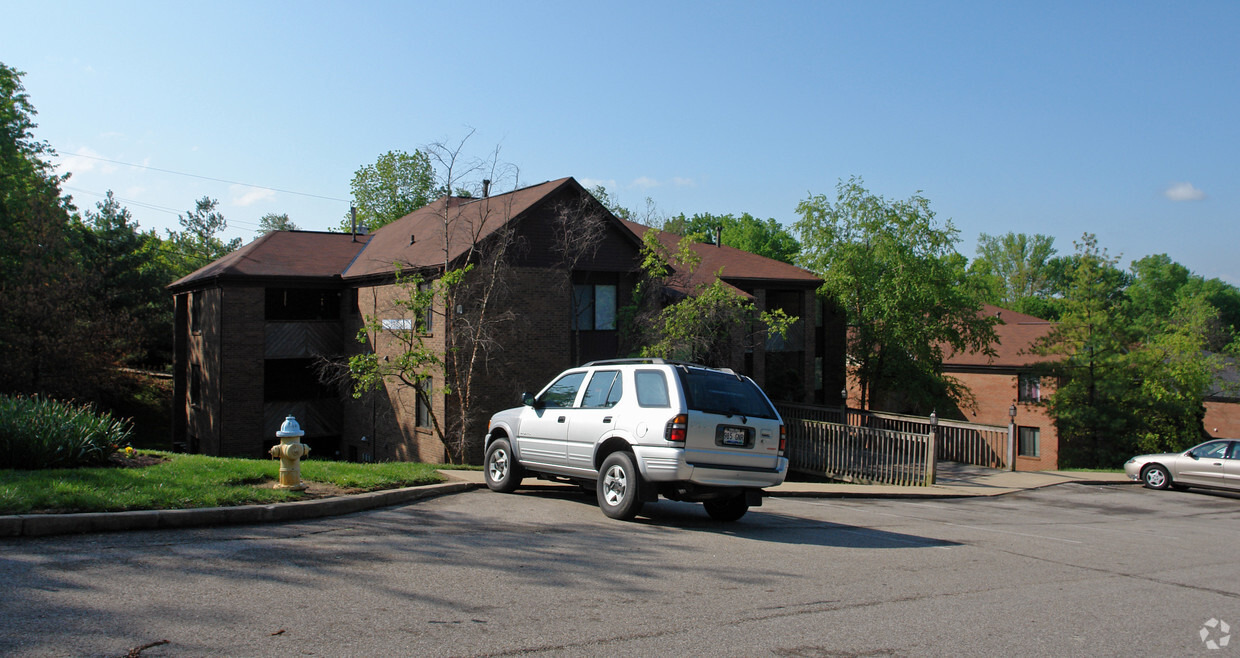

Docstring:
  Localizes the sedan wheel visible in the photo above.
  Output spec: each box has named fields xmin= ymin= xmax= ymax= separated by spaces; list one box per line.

xmin=1142 ymin=464 xmax=1172 ymax=490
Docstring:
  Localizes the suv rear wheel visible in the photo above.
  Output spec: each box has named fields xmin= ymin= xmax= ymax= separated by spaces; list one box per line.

xmin=597 ymin=452 xmax=644 ymax=520
xmin=703 ymin=494 xmax=749 ymax=522
xmin=485 ymin=438 xmax=524 ymax=493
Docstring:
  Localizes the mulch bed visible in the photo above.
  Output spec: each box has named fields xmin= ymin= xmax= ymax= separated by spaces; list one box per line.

xmin=106 ymin=452 xmax=169 ymax=468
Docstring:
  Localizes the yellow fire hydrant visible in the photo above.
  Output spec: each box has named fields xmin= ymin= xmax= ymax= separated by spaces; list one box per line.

xmin=270 ymin=415 xmax=310 ymax=491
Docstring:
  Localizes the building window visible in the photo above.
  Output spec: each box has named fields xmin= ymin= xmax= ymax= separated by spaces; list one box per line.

xmin=190 ymin=293 xmax=203 ymax=334
xmin=1018 ymin=426 xmax=1041 ymax=458
xmin=1018 ymin=374 xmax=1041 ymax=403
xmin=265 ymin=288 xmax=342 ymax=321
xmin=418 ymin=281 xmax=434 ymax=334
xmin=572 ymin=284 xmax=617 ymax=331
xmin=416 ymin=378 xmax=432 ymax=429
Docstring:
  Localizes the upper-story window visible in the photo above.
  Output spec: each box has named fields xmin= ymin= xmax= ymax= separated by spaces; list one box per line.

xmin=190 ymin=292 xmax=203 ymax=334
xmin=265 ymin=288 xmax=341 ymax=321
xmin=1018 ymin=373 xmax=1041 ymax=403
xmin=572 ymin=284 xmax=617 ymax=331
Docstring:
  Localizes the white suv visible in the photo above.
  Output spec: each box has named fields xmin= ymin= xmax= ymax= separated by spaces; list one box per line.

xmin=483 ymin=359 xmax=788 ymax=521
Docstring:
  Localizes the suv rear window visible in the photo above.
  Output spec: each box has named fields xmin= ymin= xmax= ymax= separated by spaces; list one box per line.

xmin=680 ymin=368 xmax=777 ymax=419
xmin=635 ymin=370 xmax=670 ymax=407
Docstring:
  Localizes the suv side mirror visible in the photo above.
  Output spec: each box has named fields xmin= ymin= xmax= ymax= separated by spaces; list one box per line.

xmin=521 ymin=391 xmax=537 ymax=407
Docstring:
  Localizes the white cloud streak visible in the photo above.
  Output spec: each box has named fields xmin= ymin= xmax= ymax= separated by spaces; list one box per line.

xmin=1165 ymin=182 xmax=1206 ymax=201
xmin=231 ymin=184 xmax=276 ymax=206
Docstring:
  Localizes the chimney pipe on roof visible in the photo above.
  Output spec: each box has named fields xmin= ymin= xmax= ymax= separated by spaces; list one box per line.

xmin=482 ymin=179 xmax=491 ymax=197
xmin=715 ymin=225 xmax=723 ymax=248
xmin=350 ymin=206 xmax=358 ymax=242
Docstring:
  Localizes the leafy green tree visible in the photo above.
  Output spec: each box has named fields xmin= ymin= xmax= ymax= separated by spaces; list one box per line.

xmin=1036 ymin=235 xmax=1223 ymax=467
xmin=589 ymin=185 xmax=630 ymax=220
xmin=0 ymin=63 xmax=115 ymax=399
xmin=793 ymin=176 xmax=996 ymax=413
xmin=348 ymin=266 xmax=461 ymax=445
xmin=630 ymin=228 xmax=794 ymax=368
xmin=165 ymin=196 xmax=242 ymax=274
xmin=344 ymin=136 xmax=520 ymax=463
xmin=663 ymin=212 xmax=800 ymax=264
xmin=256 ymin=212 xmax=298 ymax=235
xmin=1034 ymin=235 xmax=1139 ymax=466
xmin=76 ymin=190 xmax=176 ymax=366
xmin=972 ymin=232 xmax=1058 ymax=303
xmin=1126 ymin=254 xmax=1240 ymax=352
xmin=340 ymin=149 xmax=435 ymax=232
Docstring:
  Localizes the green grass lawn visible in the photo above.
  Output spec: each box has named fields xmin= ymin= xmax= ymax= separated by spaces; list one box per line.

xmin=0 ymin=451 xmax=455 ymax=515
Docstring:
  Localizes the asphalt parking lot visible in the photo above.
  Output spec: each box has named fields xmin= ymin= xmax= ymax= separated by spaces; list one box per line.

xmin=2 ymin=483 xmax=1238 ymax=656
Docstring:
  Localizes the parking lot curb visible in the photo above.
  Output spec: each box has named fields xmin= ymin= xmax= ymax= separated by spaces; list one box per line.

xmin=0 ymin=481 xmax=480 ymax=538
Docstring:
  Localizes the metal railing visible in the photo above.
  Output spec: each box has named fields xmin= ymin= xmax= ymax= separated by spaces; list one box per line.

xmin=777 ymin=404 xmax=1010 ymax=486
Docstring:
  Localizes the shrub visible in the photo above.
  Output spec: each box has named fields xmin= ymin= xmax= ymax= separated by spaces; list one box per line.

xmin=0 ymin=395 xmax=134 ymax=470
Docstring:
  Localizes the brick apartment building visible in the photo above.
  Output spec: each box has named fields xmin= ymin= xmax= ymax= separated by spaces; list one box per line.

xmin=168 ymin=177 xmax=842 ymax=463
xmin=941 ymin=305 xmax=1060 ymax=470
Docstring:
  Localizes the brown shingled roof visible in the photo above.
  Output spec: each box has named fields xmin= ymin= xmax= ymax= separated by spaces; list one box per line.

xmin=344 ymin=178 xmax=573 ymax=280
xmin=167 ymin=231 xmax=371 ymax=291
xmin=944 ymin=304 xmax=1057 ymax=368
xmin=619 ymin=220 xmax=821 ymax=297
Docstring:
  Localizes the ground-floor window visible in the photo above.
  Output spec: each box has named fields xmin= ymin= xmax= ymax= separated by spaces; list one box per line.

xmin=1018 ymin=426 xmax=1041 ymax=457
xmin=572 ymin=283 xmax=617 ymax=331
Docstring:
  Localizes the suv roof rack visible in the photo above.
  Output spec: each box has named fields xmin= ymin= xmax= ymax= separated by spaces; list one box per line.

xmin=582 ymin=358 xmax=737 ymax=376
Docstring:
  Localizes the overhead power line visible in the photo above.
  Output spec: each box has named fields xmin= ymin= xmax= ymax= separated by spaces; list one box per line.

xmin=54 ymin=152 xmax=351 ymax=203
xmin=64 ymin=186 xmax=264 ymax=231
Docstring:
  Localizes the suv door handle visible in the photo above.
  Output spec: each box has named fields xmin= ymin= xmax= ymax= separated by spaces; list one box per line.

xmin=557 ymin=416 xmax=566 ymax=423
xmin=603 ymin=416 xmax=612 ymax=423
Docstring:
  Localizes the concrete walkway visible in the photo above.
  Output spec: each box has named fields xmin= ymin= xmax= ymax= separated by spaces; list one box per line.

xmin=0 ymin=465 xmax=1133 ymax=538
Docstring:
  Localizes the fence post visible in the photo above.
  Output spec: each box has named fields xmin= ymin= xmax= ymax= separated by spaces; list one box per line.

xmin=925 ymin=411 xmax=938 ymax=485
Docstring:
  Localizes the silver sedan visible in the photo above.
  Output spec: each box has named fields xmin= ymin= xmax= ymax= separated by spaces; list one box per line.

xmin=1125 ymin=439 xmax=1240 ymax=492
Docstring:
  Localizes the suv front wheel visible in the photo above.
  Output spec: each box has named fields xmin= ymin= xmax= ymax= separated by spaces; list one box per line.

xmin=597 ymin=452 xmax=644 ymax=520
xmin=485 ymin=438 xmax=524 ymax=493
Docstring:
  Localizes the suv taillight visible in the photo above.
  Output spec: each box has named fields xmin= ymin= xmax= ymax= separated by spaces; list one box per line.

xmin=665 ymin=414 xmax=688 ymax=443
xmin=778 ymin=424 xmax=786 ymax=455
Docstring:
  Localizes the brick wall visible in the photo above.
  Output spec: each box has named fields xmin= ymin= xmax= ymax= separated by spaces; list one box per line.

xmin=949 ymin=370 xmax=1059 ymax=470
xmin=1204 ymin=400 xmax=1240 ymax=439
xmin=219 ymin=287 xmax=266 ymax=457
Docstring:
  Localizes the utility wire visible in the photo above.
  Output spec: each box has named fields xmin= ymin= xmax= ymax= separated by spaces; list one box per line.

xmin=65 ymin=185 xmax=264 ymax=231
xmin=53 ymin=152 xmax=351 ymax=203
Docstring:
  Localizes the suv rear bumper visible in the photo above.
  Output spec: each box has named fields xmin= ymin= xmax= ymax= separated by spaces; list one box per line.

xmin=633 ymin=446 xmax=788 ymax=489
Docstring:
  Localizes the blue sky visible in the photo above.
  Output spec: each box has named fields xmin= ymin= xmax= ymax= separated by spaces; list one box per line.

xmin=7 ymin=1 xmax=1238 ymax=283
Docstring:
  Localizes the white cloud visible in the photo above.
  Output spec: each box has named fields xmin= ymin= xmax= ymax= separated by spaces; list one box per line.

xmin=579 ymin=177 xmax=617 ymax=191
xmin=631 ymin=176 xmax=661 ymax=189
xmin=671 ymin=177 xmax=696 ymax=188
xmin=1164 ymin=181 xmax=1206 ymax=201
xmin=58 ymin=146 xmax=106 ymax=175
xmin=231 ymin=185 xmax=275 ymax=206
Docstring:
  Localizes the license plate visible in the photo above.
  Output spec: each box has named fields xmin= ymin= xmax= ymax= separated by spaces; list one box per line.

xmin=721 ymin=427 xmax=747 ymax=446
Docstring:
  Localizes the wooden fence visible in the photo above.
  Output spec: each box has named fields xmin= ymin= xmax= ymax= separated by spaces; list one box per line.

xmin=777 ymin=404 xmax=1010 ymax=486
